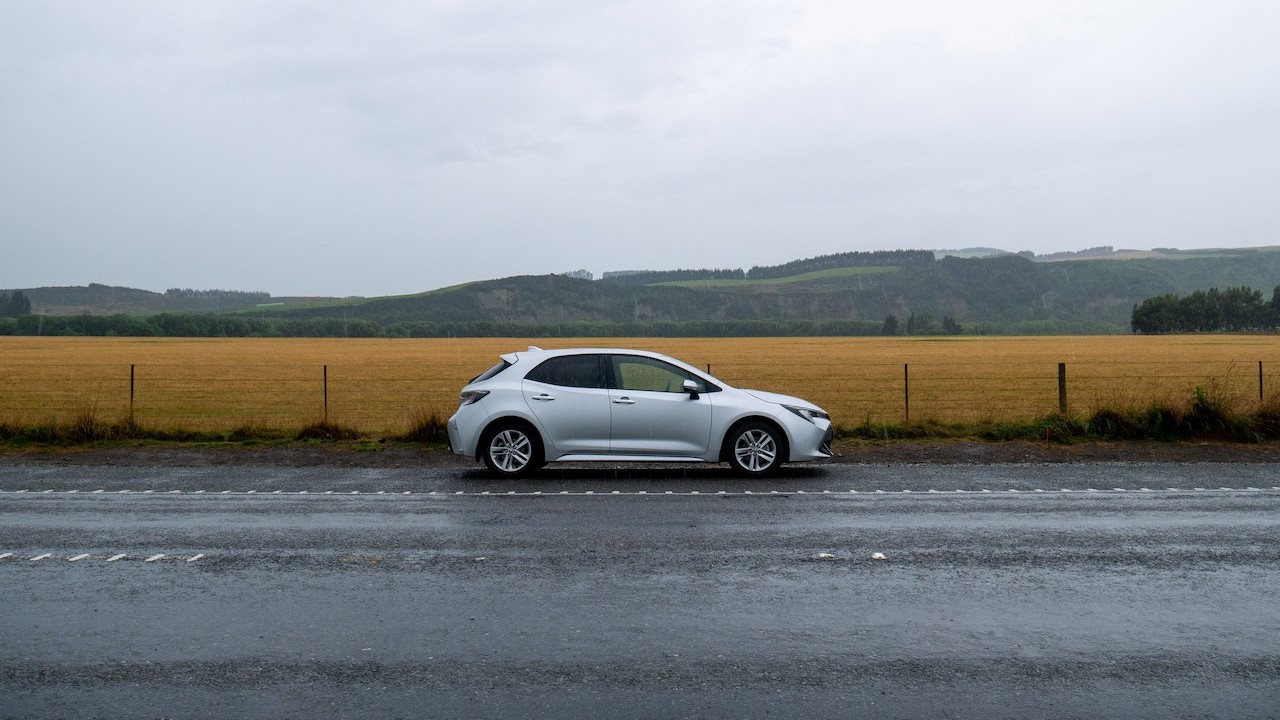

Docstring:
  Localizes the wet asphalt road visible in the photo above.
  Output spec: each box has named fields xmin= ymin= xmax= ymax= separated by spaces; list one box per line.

xmin=2 ymin=462 xmax=1279 ymax=719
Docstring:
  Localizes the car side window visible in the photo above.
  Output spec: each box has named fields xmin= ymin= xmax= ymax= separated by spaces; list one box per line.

xmin=525 ymin=355 xmax=607 ymax=389
xmin=611 ymin=355 xmax=706 ymax=393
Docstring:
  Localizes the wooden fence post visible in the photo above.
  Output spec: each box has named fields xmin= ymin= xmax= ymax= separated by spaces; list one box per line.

xmin=1261 ymin=361 xmax=1265 ymax=402
xmin=1058 ymin=362 xmax=1067 ymax=414
xmin=904 ymin=363 xmax=910 ymax=422
xmin=323 ymin=365 xmax=329 ymax=422
xmin=130 ymin=364 xmax=135 ymax=423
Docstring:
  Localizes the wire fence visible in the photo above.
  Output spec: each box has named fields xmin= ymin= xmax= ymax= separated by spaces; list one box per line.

xmin=2 ymin=359 xmax=1276 ymax=433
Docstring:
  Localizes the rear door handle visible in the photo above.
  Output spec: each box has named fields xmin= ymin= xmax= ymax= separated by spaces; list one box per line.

xmin=531 ymin=393 xmax=556 ymax=402
xmin=612 ymin=397 xmax=636 ymax=405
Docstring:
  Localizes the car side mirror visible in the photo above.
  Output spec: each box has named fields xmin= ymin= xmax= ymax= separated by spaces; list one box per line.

xmin=682 ymin=379 xmax=701 ymax=399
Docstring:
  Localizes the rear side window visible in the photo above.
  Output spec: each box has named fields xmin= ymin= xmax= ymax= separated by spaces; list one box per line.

xmin=525 ymin=355 xmax=608 ymax=389
xmin=471 ymin=360 xmax=511 ymax=383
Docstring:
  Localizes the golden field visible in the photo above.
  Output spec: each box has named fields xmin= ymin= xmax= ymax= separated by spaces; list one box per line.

xmin=1 ymin=336 xmax=1278 ymax=432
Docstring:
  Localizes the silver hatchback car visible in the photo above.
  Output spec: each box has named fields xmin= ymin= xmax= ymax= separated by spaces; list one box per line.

xmin=448 ymin=347 xmax=833 ymax=477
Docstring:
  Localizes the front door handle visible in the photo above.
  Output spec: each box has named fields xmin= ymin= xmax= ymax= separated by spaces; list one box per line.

xmin=612 ymin=397 xmax=636 ymax=405
xmin=531 ymin=393 xmax=556 ymax=402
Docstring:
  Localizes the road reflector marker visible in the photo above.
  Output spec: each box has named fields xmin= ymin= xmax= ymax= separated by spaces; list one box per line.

xmin=107 ymin=554 xmax=127 ymax=562
xmin=30 ymin=554 xmax=51 ymax=561
xmin=145 ymin=554 xmax=164 ymax=563
xmin=187 ymin=554 xmax=204 ymax=562
xmin=67 ymin=554 xmax=89 ymax=562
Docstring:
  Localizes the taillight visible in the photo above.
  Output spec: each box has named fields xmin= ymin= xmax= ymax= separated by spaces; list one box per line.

xmin=459 ymin=390 xmax=490 ymax=406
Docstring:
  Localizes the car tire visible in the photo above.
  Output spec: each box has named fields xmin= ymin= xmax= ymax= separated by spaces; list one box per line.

xmin=726 ymin=421 xmax=785 ymax=476
xmin=480 ymin=421 xmax=543 ymax=478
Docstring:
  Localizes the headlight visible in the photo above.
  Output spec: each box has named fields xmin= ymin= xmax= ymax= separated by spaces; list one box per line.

xmin=784 ymin=404 xmax=829 ymax=423
xmin=459 ymin=390 xmax=489 ymax=407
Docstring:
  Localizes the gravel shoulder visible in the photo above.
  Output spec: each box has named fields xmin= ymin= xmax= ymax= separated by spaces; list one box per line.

xmin=3 ymin=439 xmax=1279 ymax=467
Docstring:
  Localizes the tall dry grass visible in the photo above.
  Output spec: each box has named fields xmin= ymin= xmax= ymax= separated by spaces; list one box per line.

xmin=1 ymin=336 xmax=1278 ymax=441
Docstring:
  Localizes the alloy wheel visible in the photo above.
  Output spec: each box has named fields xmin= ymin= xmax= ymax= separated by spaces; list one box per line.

xmin=734 ymin=428 xmax=777 ymax=473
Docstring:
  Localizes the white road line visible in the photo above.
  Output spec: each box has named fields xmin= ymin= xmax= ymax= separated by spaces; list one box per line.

xmin=0 ymin=553 xmax=13 ymax=560
xmin=144 ymin=554 xmax=165 ymax=563
xmin=30 ymin=553 xmax=51 ymax=561
xmin=68 ymin=554 xmax=90 ymax=562
xmin=11 ymin=487 xmax=1279 ymax=499
xmin=107 ymin=554 xmax=126 ymax=562
xmin=187 ymin=554 xmax=204 ymax=562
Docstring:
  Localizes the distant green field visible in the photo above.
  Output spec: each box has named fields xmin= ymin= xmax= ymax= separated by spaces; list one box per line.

xmin=658 ymin=265 xmax=901 ymax=289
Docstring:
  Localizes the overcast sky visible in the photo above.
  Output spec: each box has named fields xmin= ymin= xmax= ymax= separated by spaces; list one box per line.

xmin=3 ymin=1 xmax=1278 ymax=297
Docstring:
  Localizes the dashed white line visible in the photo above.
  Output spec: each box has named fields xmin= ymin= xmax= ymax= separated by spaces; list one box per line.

xmin=187 ymin=554 xmax=204 ymax=562
xmin=67 ymin=554 xmax=89 ymax=562
xmin=29 ymin=553 xmax=51 ymax=561
xmin=0 ymin=553 xmax=12 ymax=560
xmin=107 ymin=554 xmax=127 ymax=562
xmin=144 ymin=554 xmax=165 ymax=563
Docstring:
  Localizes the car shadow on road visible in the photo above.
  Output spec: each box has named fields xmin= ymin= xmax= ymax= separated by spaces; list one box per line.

xmin=451 ymin=464 xmax=831 ymax=491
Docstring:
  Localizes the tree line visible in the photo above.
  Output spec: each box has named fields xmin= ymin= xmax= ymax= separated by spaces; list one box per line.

xmin=0 ymin=313 xmax=892 ymax=338
xmin=0 ymin=291 xmax=32 ymax=318
xmin=1131 ymin=286 xmax=1280 ymax=333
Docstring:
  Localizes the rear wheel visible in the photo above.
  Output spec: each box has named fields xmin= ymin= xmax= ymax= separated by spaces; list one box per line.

xmin=481 ymin=421 xmax=542 ymax=478
xmin=726 ymin=421 xmax=785 ymax=476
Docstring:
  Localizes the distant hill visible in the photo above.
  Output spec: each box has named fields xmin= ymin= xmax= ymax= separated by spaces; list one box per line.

xmin=2 ymin=284 xmax=327 ymax=316
xmin=7 ymin=246 xmax=1280 ymax=336
xmin=255 ymin=246 xmax=1280 ymax=334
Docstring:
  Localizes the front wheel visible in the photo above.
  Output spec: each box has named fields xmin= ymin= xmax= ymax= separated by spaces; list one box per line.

xmin=726 ymin=421 xmax=785 ymax=476
xmin=481 ymin=422 xmax=543 ymax=478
